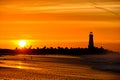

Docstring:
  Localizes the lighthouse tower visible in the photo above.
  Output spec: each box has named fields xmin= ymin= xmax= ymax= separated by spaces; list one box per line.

xmin=88 ymin=32 xmax=94 ymax=48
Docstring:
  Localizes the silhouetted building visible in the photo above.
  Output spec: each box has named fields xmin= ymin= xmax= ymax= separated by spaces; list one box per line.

xmin=88 ymin=32 xmax=94 ymax=48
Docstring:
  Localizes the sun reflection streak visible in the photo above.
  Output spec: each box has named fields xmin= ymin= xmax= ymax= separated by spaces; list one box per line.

xmin=0 ymin=60 xmax=43 ymax=70
xmin=17 ymin=66 xmax=23 ymax=69
xmin=17 ymin=62 xmax=23 ymax=69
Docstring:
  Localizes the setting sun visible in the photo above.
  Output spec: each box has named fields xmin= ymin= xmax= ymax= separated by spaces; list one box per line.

xmin=18 ymin=40 xmax=27 ymax=47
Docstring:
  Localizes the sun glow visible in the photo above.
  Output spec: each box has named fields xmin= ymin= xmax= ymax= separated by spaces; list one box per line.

xmin=18 ymin=40 xmax=27 ymax=47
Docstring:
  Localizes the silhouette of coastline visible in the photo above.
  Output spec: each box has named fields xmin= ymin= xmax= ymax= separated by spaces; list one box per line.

xmin=0 ymin=32 xmax=117 ymax=56
xmin=0 ymin=46 xmax=110 ymax=56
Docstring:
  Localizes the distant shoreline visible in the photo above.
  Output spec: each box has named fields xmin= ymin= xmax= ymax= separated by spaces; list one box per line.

xmin=0 ymin=46 xmax=116 ymax=56
xmin=0 ymin=41 xmax=120 ymax=52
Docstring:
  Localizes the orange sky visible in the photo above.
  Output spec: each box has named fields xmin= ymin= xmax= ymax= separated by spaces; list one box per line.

xmin=0 ymin=0 xmax=120 ymax=49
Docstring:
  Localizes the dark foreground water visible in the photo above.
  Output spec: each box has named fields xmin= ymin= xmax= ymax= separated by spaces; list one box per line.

xmin=0 ymin=54 xmax=120 ymax=80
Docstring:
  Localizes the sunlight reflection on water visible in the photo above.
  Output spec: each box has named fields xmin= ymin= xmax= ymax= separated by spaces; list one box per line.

xmin=0 ymin=60 xmax=43 ymax=70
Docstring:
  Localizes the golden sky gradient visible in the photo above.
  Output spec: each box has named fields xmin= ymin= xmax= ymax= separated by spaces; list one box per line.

xmin=0 ymin=0 xmax=120 ymax=49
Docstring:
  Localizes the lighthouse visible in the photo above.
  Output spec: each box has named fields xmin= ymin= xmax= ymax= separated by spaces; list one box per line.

xmin=88 ymin=32 xmax=94 ymax=48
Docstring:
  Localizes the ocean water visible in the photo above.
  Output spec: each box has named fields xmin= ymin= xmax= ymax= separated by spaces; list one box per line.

xmin=0 ymin=55 xmax=120 ymax=80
